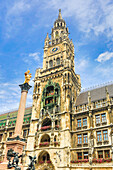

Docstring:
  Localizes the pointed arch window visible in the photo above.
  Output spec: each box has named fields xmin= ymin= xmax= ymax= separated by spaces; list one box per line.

xmin=56 ymin=31 xmax=58 ymax=37
xmin=49 ymin=60 xmax=53 ymax=68
xmin=56 ymin=58 xmax=60 ymax=65
xmin=56 ymin=39 xmax=58 ymax=43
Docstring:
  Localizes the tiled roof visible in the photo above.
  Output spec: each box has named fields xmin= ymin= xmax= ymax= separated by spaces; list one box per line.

xmin=0 ymin=107 xmax=32 ymax=127
xmin=75 ymin=84 xmax=113 ymax=106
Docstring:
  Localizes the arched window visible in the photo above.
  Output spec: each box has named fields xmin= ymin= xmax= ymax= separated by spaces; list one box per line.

xmin=49 ymin=60 xmax=53 ymax=68
xmin=41 ymin=134 xmax=50 ymax=143
xmin=46 ymin=61 xmax=48 ymax=68
xmin=38 ymin=151 xmax=51 ymax=164
xmin=56 ymin=39 xmax=58 ymax=43
xmin=54 ymin=135 xmax=57 ymax=142
xmin=56 ymin=58 xmax=60 ymax=65
xmin=56 ymin=31 xmax=58 ymax=36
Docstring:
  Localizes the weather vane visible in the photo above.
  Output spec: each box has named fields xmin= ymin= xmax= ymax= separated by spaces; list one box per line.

xmin=24 ymin=70 xmax=32 ymax=84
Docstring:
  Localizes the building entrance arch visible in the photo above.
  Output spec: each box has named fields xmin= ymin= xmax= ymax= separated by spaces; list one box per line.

xmin=35 ymin=150 xmax=55 ymax=170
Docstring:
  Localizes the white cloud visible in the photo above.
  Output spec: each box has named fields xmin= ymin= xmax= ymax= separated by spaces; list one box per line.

xmin=47 ymin=0 xmax=113 ymax=39
xmin=2 ymin=0 xmax=113 ymax=39
xmin=0 ymin=81 xmax=33 ymax=114
xmin=4 ymin=0 xmax=32 ymax=38
xmin=6 ymin=1 xmax=30 ymax=17
xmin=22 ymin=52 xmax=43 ymax=68
xmin=76 ymin=59 xmax=88 ymax=72
xmin=96 ymin=51 xmax=113 ymax=62
xmin=75 ymin=56 xmax=89 ymax=73
xmin=29 ymin=52 xmax=40 ymax=62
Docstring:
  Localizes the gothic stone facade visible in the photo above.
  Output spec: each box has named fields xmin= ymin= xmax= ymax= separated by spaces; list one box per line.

xmin=1 ymin=9 xmax=113 ymax=170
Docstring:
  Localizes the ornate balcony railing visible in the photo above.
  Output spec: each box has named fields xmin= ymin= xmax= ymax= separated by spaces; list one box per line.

xmin=71 ymin=159 xmax=89 ymax=163
xmin=39 ymin=142 xmax=50 ymax=147
xmin=41 ymin=126 xmax=51 ymax=131
xmin=39 ymin=160 xmax=51 ymax=164
xmin=92 ymin=158 xmax=112 ymax=163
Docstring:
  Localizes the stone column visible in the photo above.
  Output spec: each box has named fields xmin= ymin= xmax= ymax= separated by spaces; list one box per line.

xmin=2 ymin=83 xmax=32 ymax=164
xmin=14 ymin=83 xmax=31 ymax=137
xmin=0 ymin=71 xmax=32 ymax=169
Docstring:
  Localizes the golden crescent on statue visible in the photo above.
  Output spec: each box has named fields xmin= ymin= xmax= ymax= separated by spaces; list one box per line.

xmin=24 ymin=70 xmax=32 ymax=84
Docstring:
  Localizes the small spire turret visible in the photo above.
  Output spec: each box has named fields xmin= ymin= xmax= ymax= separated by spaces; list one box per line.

xmin=58 ymin=9 xmax=62 ymax=20
xmin=44 ymin=33 xmax=50 ymax=47
xmin=45 ymin=33 xmax=49 ymax=40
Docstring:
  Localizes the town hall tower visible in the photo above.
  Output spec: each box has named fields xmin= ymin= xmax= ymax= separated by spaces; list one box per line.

xmin=25 ymin=9 xmax=81 ymax=170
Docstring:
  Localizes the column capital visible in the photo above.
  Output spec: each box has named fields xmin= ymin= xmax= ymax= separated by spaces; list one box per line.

xmin=19 ymin=83 xmax=32 ymax=92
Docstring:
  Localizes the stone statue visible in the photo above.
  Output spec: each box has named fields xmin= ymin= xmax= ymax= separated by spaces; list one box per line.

xmin=7 ymin=149 xmax=22 ymax=170
xmin=24 ymin=70 xmax=32 ymax=84
xmin=27 ymin=155 xmax=36 ymax=170
xmin=89 ymin=133 xmax=94 ymax=165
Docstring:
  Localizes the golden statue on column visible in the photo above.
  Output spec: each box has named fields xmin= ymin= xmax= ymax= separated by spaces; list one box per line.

xmin=0 ymin=71 xmax=32 ymax=170
xmin=24 ymin=70 xmax=32 ymax=84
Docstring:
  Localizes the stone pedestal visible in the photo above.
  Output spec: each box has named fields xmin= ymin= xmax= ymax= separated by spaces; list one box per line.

xmin=0 ymin=138 xmax=26 ymax=170
xmin=0 ymin=83 xmax=31 ymax=170
xmin=4 ymin=137 xmax=26 ymax=162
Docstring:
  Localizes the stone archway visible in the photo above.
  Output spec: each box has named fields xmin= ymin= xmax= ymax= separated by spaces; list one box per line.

xmin=35 ymin=150 xmax=55 ymax=170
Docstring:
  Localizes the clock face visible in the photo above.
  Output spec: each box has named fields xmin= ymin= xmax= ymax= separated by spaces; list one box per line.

xmin=50 ymin=47 xmax=59 ymax=53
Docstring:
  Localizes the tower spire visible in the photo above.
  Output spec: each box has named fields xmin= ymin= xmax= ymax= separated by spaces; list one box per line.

xmin=46 ymin=33 xmax=49 ymax=40
xmin=58 ymin=9 xmax=62 ymax=19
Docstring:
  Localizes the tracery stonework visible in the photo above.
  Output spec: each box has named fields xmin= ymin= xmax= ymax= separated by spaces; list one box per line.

xmin=0 ymin=9 xmax=113 ymax=170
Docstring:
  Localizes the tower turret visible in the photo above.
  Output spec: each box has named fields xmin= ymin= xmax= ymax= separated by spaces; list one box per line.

xmin=51 ymin=9 xmax=69 ymax=45
xmin=43 ymin=9 xmax=77 ymax=73
xmin=44 ymin=33 xmax=50 ymax=48
xmin=25 ymin=10 xmax=81 ymax=170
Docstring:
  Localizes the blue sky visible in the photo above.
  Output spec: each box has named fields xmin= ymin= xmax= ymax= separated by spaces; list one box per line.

xmin=0 ymin=0 xmax=113 ymax=113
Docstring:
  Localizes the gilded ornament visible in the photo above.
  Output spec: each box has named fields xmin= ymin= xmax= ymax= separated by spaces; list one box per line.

xmin=24 ymin=70 xmax=32 ymax=84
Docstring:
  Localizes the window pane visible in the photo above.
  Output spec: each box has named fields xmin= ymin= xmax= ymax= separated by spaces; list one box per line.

xmin=105 ymin=150 xmax=110 ymax=158
xmin=83 ymin=118 xmax=87 ymax=126
xmin=97 ymin=131 xmax=102 ymax=141
xmin=77 ymin=152 xmax=82 ymax=159
xmin=102 ymin=113 xmax=106 ymax=122
xmin=23 ymin=130 xmax=27 ymax=138
xmin=84 ymin=152 xmax=88 ymax=159
xmin=77 ymin=134 xmax=82 ymax=144
xmin=83 ymin=134 xmax=88 ymax=143
xmin=98 ymin=151 xmax=103 ymax=158
xmin=77 ymin=119 xmax=81 ymax=127
xmin=103 ymin=130 xmax=108 ymax=140
xmin=96 ymin=115 xmax=100 ymax=124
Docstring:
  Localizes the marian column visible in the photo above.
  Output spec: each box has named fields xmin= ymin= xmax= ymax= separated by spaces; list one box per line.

xmin=2 ymin=70 xmax=32 ymax=166
xmin=14 ymin=82 xmax=31 ymax=137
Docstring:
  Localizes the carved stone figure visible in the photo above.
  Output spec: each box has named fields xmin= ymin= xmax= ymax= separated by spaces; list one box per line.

xmin=27 ymin=155 xmax=36 ymax=170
